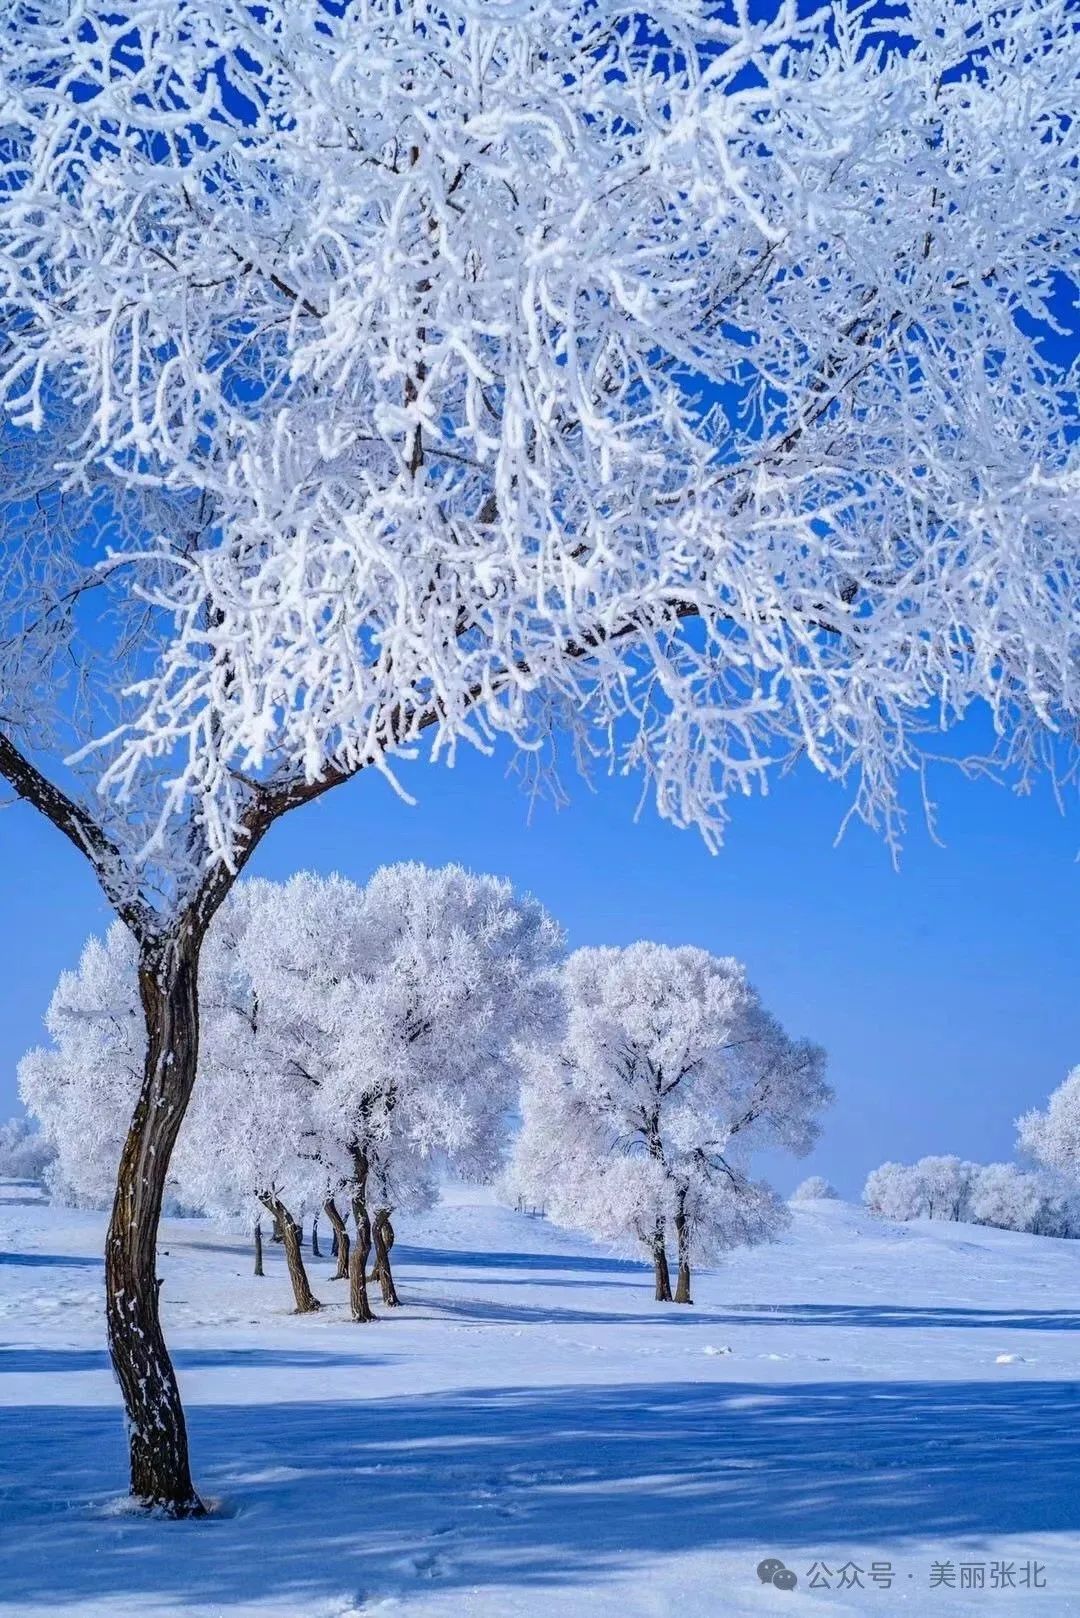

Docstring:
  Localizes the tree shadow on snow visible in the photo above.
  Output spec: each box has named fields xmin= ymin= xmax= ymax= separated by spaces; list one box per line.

xmin=716 ymin=1302 xmax=1080 ymax=1332
xmin=3 ymin=1377 xmax=1079 ymax=1608
xmin=0 ymin=1346 xmax=392 ymax=1375
xmin=0 ymin=1251 xmax=101 ymax=1268
xmin=398 ymin=1243 xmax=644 ymax=1276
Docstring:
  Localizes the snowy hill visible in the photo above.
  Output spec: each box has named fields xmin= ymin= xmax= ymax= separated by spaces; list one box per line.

xmin=2 ymin=1182 xmax=1079 ymax=1617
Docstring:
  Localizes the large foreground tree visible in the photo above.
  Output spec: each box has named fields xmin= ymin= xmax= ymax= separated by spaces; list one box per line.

xmin=0 ymin=0 xmax=1076 ymax=1512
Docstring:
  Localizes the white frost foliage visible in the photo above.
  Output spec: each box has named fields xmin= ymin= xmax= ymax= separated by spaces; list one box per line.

xmin=0 ymin=0 xmax=1077 ymax=876
xmin=1017 ymin=1068 xmax=1080 ymax=1182
xmin=508 ymin=942 xmax=830 ymax=1266
xmin=240 ymin=863 xmax=565 ymax=1212
xmin=968 ymin=1162 xmax=1080 ymax=1237
xmin=791 ymin=1176 xmax=838 ymax=1201
xmin=865 ymin=1156 xmax=996 ymax=1224
xmin=19 ymin=864 xmax=563 ymax=1219
xmin=0 ymin=1115 xmax=54 ymax=1181
xmin=19 ymin=925 xmax=144 ymax=1208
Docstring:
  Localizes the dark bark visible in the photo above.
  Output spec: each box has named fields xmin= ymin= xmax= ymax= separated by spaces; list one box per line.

xmin=311 ymin=1216 xmax=321 ymax=1258
xmin=651 ymin=1220 xmax=673 ymax=1303
xmin=270 ymin=1211 xmax=285 ymax=1243
xmin=372 ymin=1209 xmax=401 ymax=1306
xmin=673 ymin=1192 xmax=692 ymax=1304
xmin=330 ymin=1224 xmax=339 ymax=1258
xmin=348 ymin=1152 xmax=377 ymax=1322
xmin=104 ymin=931 xmax=205 ymax=1516
xmin=259 ymin=1194 xmax=321 ymax=1313
xmin=253 ymin=1217 xmax=264 ymax=1278
xmin=324 ymin=1198 xmax=350 ymax=1280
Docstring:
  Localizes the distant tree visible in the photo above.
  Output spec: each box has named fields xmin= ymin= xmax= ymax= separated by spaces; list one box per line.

xmin=863 ymin=1156 xmax=977 ymax=1222
xmin=0 ymin=1116 xmax=54 ymax=1182
xmin=245 ymin=865 xmax=564 ymax=1321
xmin=917 ymin=1156 xmax=978 ymax=1222
xmin=968 ymin=1162 xmax=1080 ymax=1238
xmin=791 ymin=1176 xmax=839 ymax=1202
xmin=1018 ymin=1069 xmax=1080 ymax=1189
xmin=508 ymin=943 xmax=829 ymax=1303
xmin=863 ymin=1162 xmax=925 ymax=1221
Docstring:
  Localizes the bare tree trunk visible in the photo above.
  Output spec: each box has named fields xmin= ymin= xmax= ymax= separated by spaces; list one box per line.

xmin=270 ymin=1211 xmax=284 ymax=1243
xmin=324 ymin=1198 xmax=350 ymax=1280
xmin=311 ymin=1216 xmax=320 ymax=1258
xmin=372 ymin=1208 xmax=401 ymax=1306
xmin=348 ymin=1152 xmax=377 ymax=1323
xmin=105 ymin=930 xmax=205 ymax=1517
xmin=259 ymin=1194 xmax=321 ymax=1313
xmin=650 ymin=1219 xmax=673 ymax=1302
xmin=673 ymin=1192 xmax=692 ymax=1304
xmin=253 ymin=1217 xmax=264 ymax=1277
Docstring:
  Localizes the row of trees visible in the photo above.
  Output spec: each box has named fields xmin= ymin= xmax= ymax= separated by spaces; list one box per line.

xmin=0 ymin=0 xmax=1073 ymax=1517
xmin=21 ymin=869 xmax=829 ymax=1315
xmin=863 ymin=1156 xmax=1080 ymax=1237
xmin=863 ymin=1073 xmax=1080 ymax=1237
xmin=22 ymin=865 xmax=562 ymax=1321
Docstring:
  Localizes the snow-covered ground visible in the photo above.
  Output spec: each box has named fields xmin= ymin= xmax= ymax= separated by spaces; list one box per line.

xmin=2 ymin=1181 xmax=1078 ymax=1618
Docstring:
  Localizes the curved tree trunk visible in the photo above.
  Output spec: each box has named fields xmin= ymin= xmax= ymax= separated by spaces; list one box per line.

xmin=104 ymin=930 xmax=205 ymax=1517
xmin=324 ymin=1198 xmax=350 ymax=1280
xmin=259 ymin=1194 xmax=321 ymax=1313
xmin=311 ymin=1216 xmax=321 ymax=1258
xmin=651 ymin=1219 xmax=673 ymax=1303
xmin=348 ymin=1152 xmax=377 ymax=1323
xmin=372 ymin=1209 xmax=401 ymax=1306
xmin=253 ymin=1217 xmax=264 ymax=1278
xmin=673 ymin=1193 xmax=692 ymax=1304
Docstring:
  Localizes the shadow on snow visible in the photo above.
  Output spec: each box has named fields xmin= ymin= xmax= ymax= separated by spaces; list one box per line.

xmin=2 ymin=1378 xmax=1079 ymax=1606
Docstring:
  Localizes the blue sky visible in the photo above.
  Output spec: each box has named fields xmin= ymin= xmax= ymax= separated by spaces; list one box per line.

xmin=2 ymin=730 xmax=1077 ymax=1196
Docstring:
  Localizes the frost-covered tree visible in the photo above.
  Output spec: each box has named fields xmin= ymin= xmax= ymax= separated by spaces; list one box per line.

xmin=917 ymin=1156 xmax=978 ymax=1222
xmin=1 ymin=0 xmax=1076 ymax=1512
xmin=17 ymin=897 xmax=328 ymax=1312
xmin=969 ymin=1162 xmax=1080 ymax=1238
xmin=791 ymin=1176 xmax=838 ymax=1202
xmin=242 ymin=866 xmax=563 ymax=1321
xmin=1018 ymin=1069 xmax=1080 ymax=1192
xmin=863 ymin=1162 xmax=925 ymax=1222
xmin=864 ymin=1156 xmax=978 ymax=1221
xmin=508 ymin=943 xmax=829 ymax=1302
xmin=0 ymin=1116 xmax=54 ymax=1182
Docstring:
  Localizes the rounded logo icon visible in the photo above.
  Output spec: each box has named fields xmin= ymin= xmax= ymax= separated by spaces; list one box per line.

xmin=773 ymin=1568 xmax=798 ymax=1591
xmin=757 ymin=1559 xmax=785 ymax=1584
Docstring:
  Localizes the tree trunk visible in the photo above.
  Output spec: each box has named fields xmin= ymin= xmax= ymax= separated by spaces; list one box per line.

xmin=348 ymin=1153 xmax=377 ymax=1323
xmin=324 ymin=1198 xmax=350 ymax=1280
xmin=270 ymin=1210 xmax=284 ymax=1243
xmin=651 ymin=1220 xmax=673 ymax=1302
xmin=311 ymin=1216 xmax=321 ymax=1258
xmin=260 ymin=1194 xmax=321 ymax=1313
xmin=372 ymin=1208 xmax=401 ymax=1306
xmin=104 ymin=930 xmax=205 ymax=1517
xmin=673 ymin=1193 xmax=692 ymax=1304
xmin=253 ymin=1217 xmax=264 ymax=1278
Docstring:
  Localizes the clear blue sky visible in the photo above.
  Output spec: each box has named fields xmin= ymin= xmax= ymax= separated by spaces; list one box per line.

xmin=2 ymin=733 xmax=1077 ymax=1197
